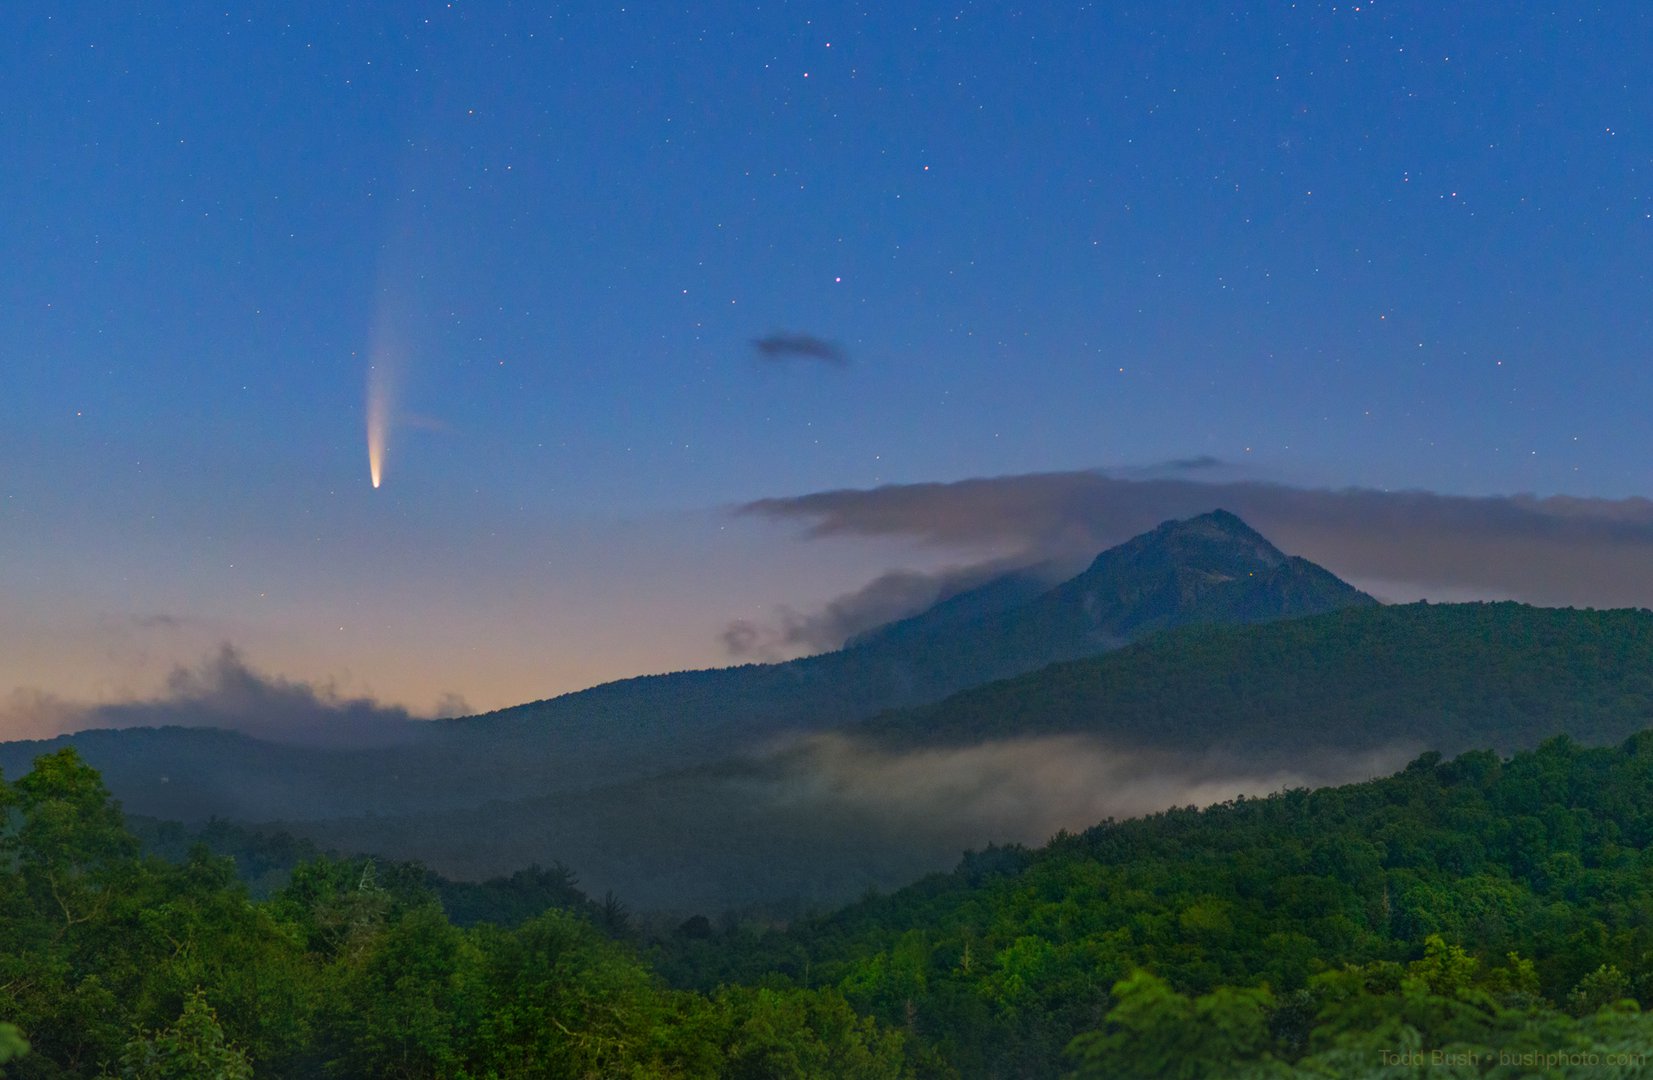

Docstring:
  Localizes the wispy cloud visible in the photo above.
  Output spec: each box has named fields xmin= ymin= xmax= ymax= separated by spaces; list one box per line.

xmin=763 ymin=733 xmax=1412 ymax=851
xmin=129 ymin=613 xmax=192 ymax=630
xmin=739 ymin=469 xmax=1653 ymax=610
xmin=1157 ymin=455 xmax=1225 ymax=473
xmin=0 ymin=645 xmax=461 ymax=746
xmin=721 ymin=561 xmax=1038 ymax=658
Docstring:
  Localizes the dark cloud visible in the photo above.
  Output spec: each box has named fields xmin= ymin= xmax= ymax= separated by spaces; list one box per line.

xmin=751 ymin=332 xmax=848 ymax=366
xmin=1111 ymin=455 xmax=1251 ymax=482
xmin=721 ymin=561 xmax=1042 ymax=659
xmin=1 ymin=645 xmax=448 ymax=746
xmin=739 ymin=470 xmax=1653 ymax=611
xmin=719 ymin=620 xmax=772 ymax=659
xmin=1161 ymin=455 xmax=1224 ymax=472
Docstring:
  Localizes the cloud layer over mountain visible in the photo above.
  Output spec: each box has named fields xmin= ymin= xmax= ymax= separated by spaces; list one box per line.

xmin=742 ymin=469 xmax=1653 ymax=610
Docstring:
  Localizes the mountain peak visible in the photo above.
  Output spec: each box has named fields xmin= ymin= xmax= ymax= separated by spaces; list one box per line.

xmin=1057 ymin=510 xmax=1373 ymax=643
xmin=828 ymin=510 xmax=1377 ymax=703
xmin=1086 ymin=508 xmax=1286 ymax=577
xmin=1185 ymin=507 xmax=1263 ymax=536
xmin=1159 ymin=507 xmax=1279 ymax=546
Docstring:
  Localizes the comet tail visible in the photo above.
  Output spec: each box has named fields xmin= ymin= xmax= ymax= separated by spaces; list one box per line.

xmin=367 ymin=363 xmax=390 ymax=489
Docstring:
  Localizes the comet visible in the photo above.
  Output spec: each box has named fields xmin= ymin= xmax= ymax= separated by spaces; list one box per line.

xmin=366 ymin=360 xmax=391 ymax=489
xmin=365 ymin=254 xmax=414 ymax=488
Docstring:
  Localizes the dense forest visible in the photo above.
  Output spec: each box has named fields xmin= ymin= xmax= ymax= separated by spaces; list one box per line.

xmin=863 ymin=601 xmax=1653 ymax=761
xmin=0 ymin=750 xmax=911 ymax=1078
xmin=12 ymin=733 xmax=1653 ymax=1075
xmin=663 ymin=732 xmax=1653 ymax=1076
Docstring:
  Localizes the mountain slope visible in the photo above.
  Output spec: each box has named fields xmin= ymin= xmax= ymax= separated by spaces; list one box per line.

xmin=454 ymin=509 xmax=1376 ymax=744
xmin=884 ymin=508 xmax=1375 ymax=676
xmin=843 ymin=567 xmax=1057 ymax=650
xmin=659 ymin=733 xmax=1653 ymax=1077
xmin=0 ymin=511 xmax=1373 ymax=823
xmin=268 ymin=602 xmax=1653 ymax=910
xmin=861 ymin=600 xmax=1653 ymax=762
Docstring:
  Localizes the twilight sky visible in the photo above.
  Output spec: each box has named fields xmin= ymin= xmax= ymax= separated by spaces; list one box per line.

xmin=4 ymin=3 xmax=1652 ymax=736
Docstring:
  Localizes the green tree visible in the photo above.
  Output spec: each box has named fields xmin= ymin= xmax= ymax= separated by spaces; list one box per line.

xmin=118 ymin=990 xmax=252 ymax=1080
xmin=1567 ymin=964 xmax=1634 ymax=1016
xmin=468 ymin=908 xmax=664 ymax=1078
xmin=716 ymin=987 xmax=909 ymax=1080
xmin=0 ymin=1023 xmax=28 ymax=1071
xmin=1065 ymin=971 xmax=1274 ymax=1080
xmin=318 ymin=903 xmax=479 ymax=1079
xmin=0 ymin=750 xmax=145 ymax=1071
xmin=7 ymin=749 xmax=138 ymax=936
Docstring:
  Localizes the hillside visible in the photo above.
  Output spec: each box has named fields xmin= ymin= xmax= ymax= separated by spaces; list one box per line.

xmin=0 ymin=511 xmax=1372 ymax=824
xmin=446 ymin=509 xmax=1374 ymax=744
xmin=660 ymin=733 xmax=1653 ymax=1077
xmin=0 ymin=749 xmax=915 ymax=1079
xmin=10 ymin=735 xmax=1653 ymax=1077
xmin=862 ymin=600 xmax=1653 ymax=762
xmin=265 ymin=602 xmax=1653 ymax=912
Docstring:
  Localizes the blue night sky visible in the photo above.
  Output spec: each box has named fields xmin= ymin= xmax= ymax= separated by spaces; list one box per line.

xmin=5 ymin=3 xmax=1653 ymax=731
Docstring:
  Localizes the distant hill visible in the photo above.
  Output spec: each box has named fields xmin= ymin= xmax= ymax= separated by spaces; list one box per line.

xmin=0 ymin=511 xmax=1371 ymax=824
xmin=842 ymin=567 xmax=1056 ymax=650
xmin=267 ymin=602 xmax=1653 ymax=912
xmin=785 ymin=508 xmax=1376 ymax=695
xmin=860 ymin=600 xmax=1653 ymax=762
xmin=449 ymin=509 xmax=1375 ymax=743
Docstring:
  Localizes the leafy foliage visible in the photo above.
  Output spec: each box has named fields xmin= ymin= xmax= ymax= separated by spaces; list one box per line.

xmin=0 ymin=1023 xmax=28 ymax=1069
xmin=118 ymin=991 xmax=252 ymax=1080
xmin=0 ymin=750 xmax=912 ymax=1079
xmin=19 ymin=695 xmax=1653 ymax=1074
xmin=662 ymin=733 xmax=1653 ymax=1076
xmin=132 ymin=815 xmax=605 ymax=929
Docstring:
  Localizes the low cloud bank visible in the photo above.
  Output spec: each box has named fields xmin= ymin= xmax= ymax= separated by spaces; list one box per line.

xmin=721 ymin=560 xmax=1046 ymax=659
xmin=740 ymin=469 xmax=1653 ymax=612
xmin=0 ymin=645 xmax=463 ymax=746
xmin=761 ymin=733 xmax=1414 ymax=850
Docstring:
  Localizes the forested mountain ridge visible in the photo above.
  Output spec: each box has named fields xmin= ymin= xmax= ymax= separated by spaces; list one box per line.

xmin=957 ymin=507 xmax=1375 ymax=660
xmin=860 ymin=600 xmax=1653 ymax=763
xmin=0 ymin=511 xmax=1372 ymax=825
xmin=0 ymin=749 xmax=917 ymax=1079
xmin=213 ymin=602 xmax=1653 ymax=913
xmin=448 ymin=509 xmax=1375 ymax=740
xmin=19 ymin=599 xmax=1653 ymax=919
xmin=661 ymin=733 xmax=1653 ymax=1077
xmin=11 ymin=737 xmax=1653 ymax=1076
